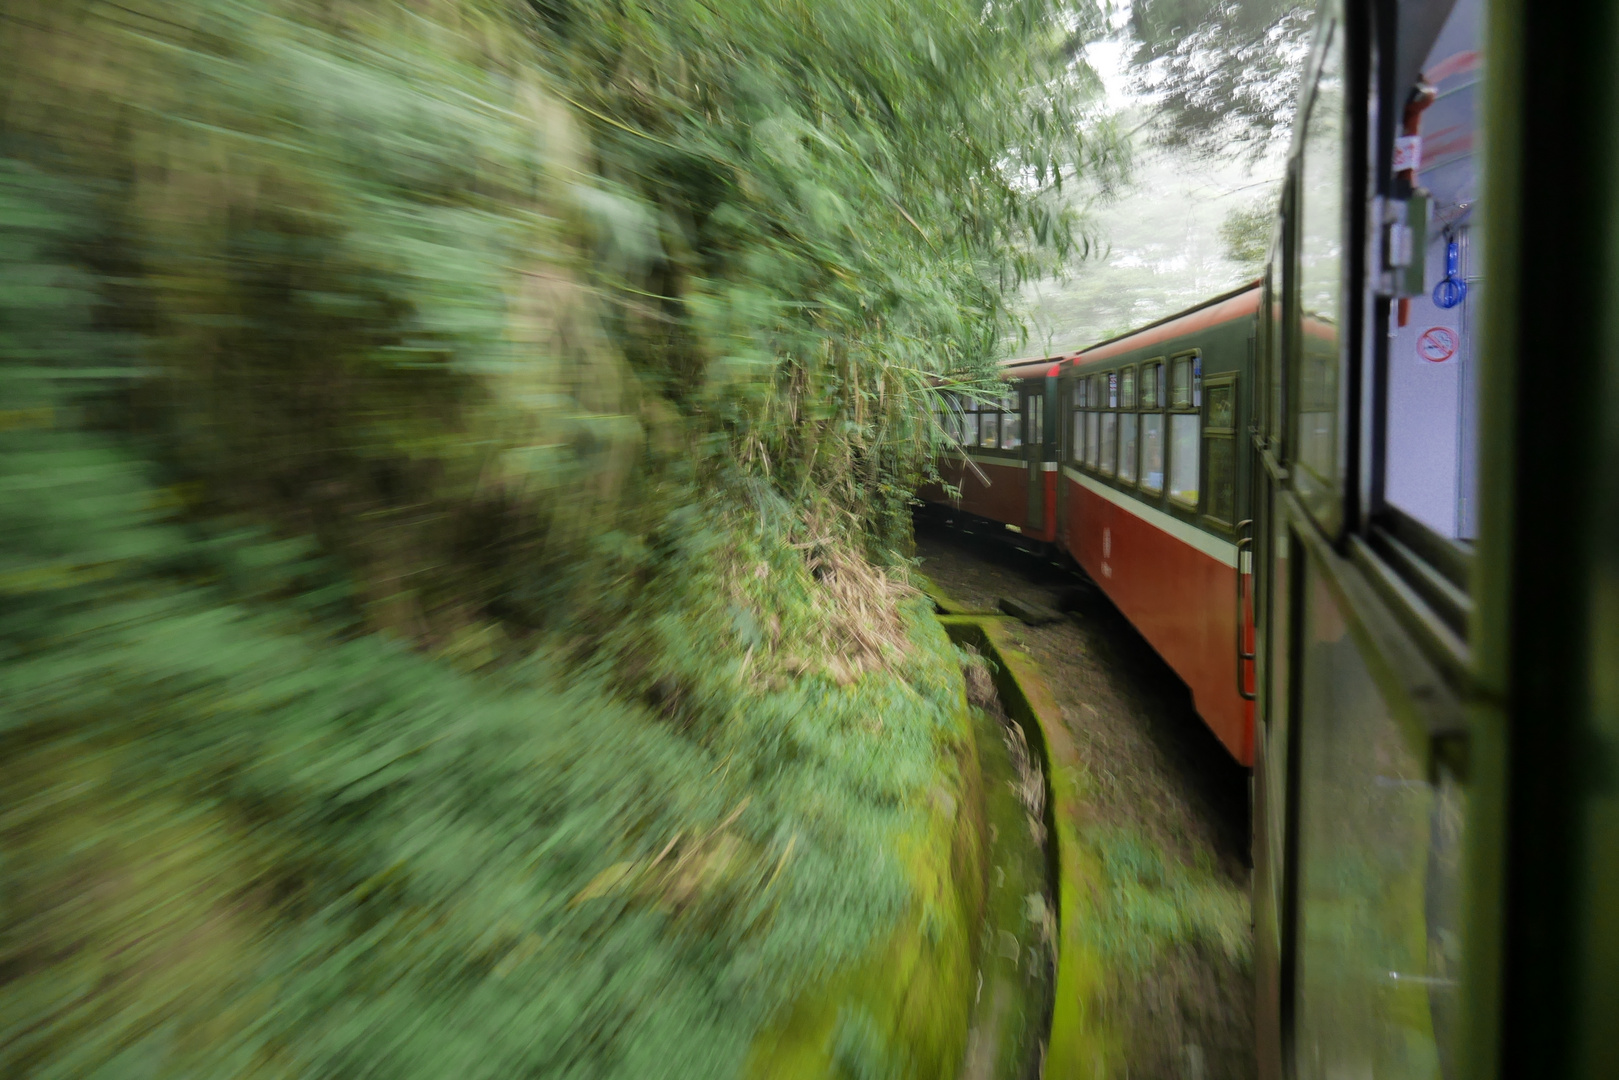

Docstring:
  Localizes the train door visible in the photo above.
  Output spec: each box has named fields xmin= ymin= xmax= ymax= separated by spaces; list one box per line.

xmin=1023 ymin=382 xmax=1045 ymax=533
xmin=1251 ymin=1 xmax=1495 ymax=1076
xmin=1054 ymin=368 xmax=1073 ymax=548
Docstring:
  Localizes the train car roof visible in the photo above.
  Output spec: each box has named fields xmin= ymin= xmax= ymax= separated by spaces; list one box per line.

xmin=1067 ymin=279 xmax=1262 ymax=367
xmin=998 ymin=355 xmax=1065 ymax=380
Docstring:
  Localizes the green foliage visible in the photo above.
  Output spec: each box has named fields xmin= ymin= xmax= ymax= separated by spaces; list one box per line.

xmin=1219 ymin=196 xmax=1276 ymax=272
xmin=0 ymin=0 xmax=1123 ymax=1076
xmin=1128 ymin=0 xmax=1317 ymax=160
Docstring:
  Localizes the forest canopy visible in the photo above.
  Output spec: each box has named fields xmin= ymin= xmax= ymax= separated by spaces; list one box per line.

xmin=1128 ymin=0 xmax=1315 ymax=159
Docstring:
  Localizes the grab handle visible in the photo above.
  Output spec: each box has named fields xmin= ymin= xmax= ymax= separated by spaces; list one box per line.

xmin=1235 ymin=519 xmax=1255 ymax=701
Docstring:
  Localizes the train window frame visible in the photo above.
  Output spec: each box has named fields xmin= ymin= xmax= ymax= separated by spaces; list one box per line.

xmin=1084 ymin=373 xmax=1102 ymax=470
xmin=1170 ymin=349 xmax=1202 ymax=408
xmin=1139 ymin=358 xmax=1166 ymax=494
xmin=1201 ymin=373 xmax=1239 ymax=530
xmin=1167 ymin=351 xmax=1203 ymax=510
xmin=1289 ymin=16 xmax=1347 ymax=537
xmin=1001 ymin=388 xmax=1022 ymax=451
xmin=1116 ymin=363 xmax=1139 ymax=485
xmin=1071 ymin=376 xmax=1089 ymax=466
xmin=1141 ymin=359 xmax=1163 ymax=410
xmin=1170 ymin=355 xmax=1193 ymax=409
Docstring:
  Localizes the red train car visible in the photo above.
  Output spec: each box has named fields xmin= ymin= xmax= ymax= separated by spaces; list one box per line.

xmin=920 ymin=283 xmax=1259 ymax=765
xmin=919 ymin=356 xmax=1063 ymax=543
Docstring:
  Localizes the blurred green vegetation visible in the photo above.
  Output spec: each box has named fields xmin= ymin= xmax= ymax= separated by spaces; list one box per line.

xmin=0 ymin=0 xmax=1119 ymax=1076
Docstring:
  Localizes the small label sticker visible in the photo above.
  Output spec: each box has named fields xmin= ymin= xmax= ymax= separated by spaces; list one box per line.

xmin=1394 ymin=135 xmax=1422 ymax=172
xmin=1418 ymin=326 xmax=1458 ymax=363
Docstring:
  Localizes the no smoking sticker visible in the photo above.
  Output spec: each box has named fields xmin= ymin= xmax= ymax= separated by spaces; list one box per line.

xmin=1418 ymin=326 xmax=1458 ymax=363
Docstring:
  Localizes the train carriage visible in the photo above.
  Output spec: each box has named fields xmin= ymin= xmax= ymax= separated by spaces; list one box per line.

xmin=1058 ymin=284 xmax=1262 ymax=765
xmin=919 ymin=288 xmax=1264 ymax=766
xmin=920 ymin=357 xmax=1063 ymax=543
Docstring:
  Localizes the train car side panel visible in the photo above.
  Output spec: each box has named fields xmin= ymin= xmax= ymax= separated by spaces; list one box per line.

xmin=919 ymin=456 xmax=1030 ymax=531
xmin=1063 ymin=467 xmax=1253 ymax=764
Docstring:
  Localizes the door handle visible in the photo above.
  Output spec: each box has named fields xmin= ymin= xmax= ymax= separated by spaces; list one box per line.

xmin=1235 ymin=519 xmax=1255 ymax=701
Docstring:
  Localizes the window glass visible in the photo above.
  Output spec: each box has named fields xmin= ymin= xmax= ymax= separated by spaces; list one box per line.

xmin=1296 ymin=22 xmax=1344 ymax=511
xmin=1142 ymin=414 xmax=1165 ymax=492
xmin=962 ymin=411 xmax=979 ymax=447
xmin=1170 ymin=413 xmax=1199 ymax=504
xmin=1295 ymin=563 xmax=1468 ymax=1078
xmin=1091 ymin=375 xmax=1103 ymax=410
xmin=1121 ymin=367 xmax=1136 ymax=408
xmin=1208 ymin=381 xmax=1235 ymax=430
xmin=980 ymin=411 xmax=999 ymax=449
xmin=1085 ymin=407 xmax=1099 ymax=467
xmin=1077 ymin=378 xmax=1088 ymax=408
xmin=1100 ymin=413 xmax=1117 ymax=475
xmin=1002 ymin=410 xmax=1021 ymax=450
xmin=1119 ymin=413 xmax=1139 ymax=483
xmin=1142 ymin=363 xmax=1160 ymax=409
xmin=1172 ymin=359 xmax=1193 ymax=407
xmin=1028 ymin=393 xmax=1043 ymax=448
xmin=1107 ymin=371 xmax=1119 ymax=408
xmin=1383 ymin=0 xmax=1484 ymax=542
xmin=1072 ymin=410 xmax=1085 ymax=463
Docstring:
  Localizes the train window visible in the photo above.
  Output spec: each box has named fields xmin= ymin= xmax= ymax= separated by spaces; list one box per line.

xmin=1382 ymin=0 xmax=1482 ymax=545
xmin=1107 ymin=371 xmax=1119 ymax=409
xmin=1085 ymin=387 xmax=1100 ymax=467
xmin=980 ymin=410 xmax=999 ymax=450
xmin=1171 ymin=358 xmax=1193 ymax=408
xmin=1002 ymin=408 xmax=1021 ymax=450
xmin=1142 ymin=414 xmax=1164 ymax=493
xmin=1207 ymin=381 xmax=1234 ymax=430
xmin=1141 ymin=361 xmax=1161 ymax=409
xmin=1204 ymin=378 xmax=1237 ymax=525
xmin=1071 ymin=381 xmax=1086 ymax=464
xmin=1100 ymin=412 xmax=1117 ymax=475
xmin=1120 ymin=366 xmax=1136 ymax=408
xmin=1119 ymin=413 xmax=1138 ymax=483
xmin=962 ymin=410 xmax=979 ymax=447
xmin=1169 ymin=414 xmax=1199 ymax=505
xmin=1295 ymin=18 xmax=1345 ymax=528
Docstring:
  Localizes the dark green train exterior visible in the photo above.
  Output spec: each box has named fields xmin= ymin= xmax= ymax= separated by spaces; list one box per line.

xmin=1246 ymin=0 xmax=1618 ymax=1077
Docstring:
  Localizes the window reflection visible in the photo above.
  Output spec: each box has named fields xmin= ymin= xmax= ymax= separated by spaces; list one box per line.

xmin=1142 ymin=414 xmax=1164 ymax=492
xmin=1119 ymin=413 xmax=1138 ymax=483
xmin=1296 ymin=22 xmax=1344 ymax=516
xmin=1170 ymin=414 xmax=1199 ymax=505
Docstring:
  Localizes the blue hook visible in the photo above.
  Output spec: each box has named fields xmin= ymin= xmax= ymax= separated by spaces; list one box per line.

xmin=1433 ymin=238 xmax=1466 ymax=309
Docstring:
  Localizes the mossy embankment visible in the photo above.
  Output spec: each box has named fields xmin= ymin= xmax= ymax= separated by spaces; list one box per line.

xmin=921 ymin=563 xmax=1252 ymax=1080
xmin=919 ymin=544 xmax=1256 ymax=1080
